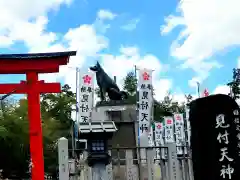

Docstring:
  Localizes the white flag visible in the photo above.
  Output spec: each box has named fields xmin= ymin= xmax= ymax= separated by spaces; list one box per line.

xmin=154 ymin=123 xmax=165 ymax=159
xmin=174 ymin=113 xmax=185 ymax=154
xmin=164 ymin=117 xmax=174 ymax=143
xmin=185 ymin=107 xmax=191 ymax=147
xmin=148 ymin=125 xmax=154 ymax=146
xmin=138 ymin=68 xmax=153 ymax=147
xmin=78 ymin=71 xmax=95 ymax=123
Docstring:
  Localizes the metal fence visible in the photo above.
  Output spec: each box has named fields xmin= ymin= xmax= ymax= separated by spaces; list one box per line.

xmin=78 ymin=143 xmax=194 ymax=180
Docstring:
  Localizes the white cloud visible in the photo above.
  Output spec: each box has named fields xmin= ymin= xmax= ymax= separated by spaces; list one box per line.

xmin=0 ymin=0 xmax=72 ymax=48
xmin=161 ymin=0 xmax=238 ymax=86
xmin=64 ymin=25 xmax=108 ymax=56
xmin=172 ymin=94 xmax=187 ymax=104
xmin=0 ymin=0 xmax=78 ymax=85
xmin=154 ymin=79 xmax=172 ymax=101
xmin=213 ymin=85 xmax=230 ymax=95
xmin=60 ymin=25 xmax=108 ymax=88
xmin=38 ymin=24 xmax=108 ymax=90
xmin=0 ymin=0 xmax=72 ymax=22
xmin=0 ymin=1 xmax=109 ymax=57
xmin=100 ymin=46 xmax=172 ymax=101
xmin=188 ymin=77 xmax=201 ymax=88
xmin=213 ymin=85 xmax=240 ymax=106
xmin=11 ymin=16 xmax=57 ymax=52
xmin=0 ymin=3 xmax=171 ymax=103
xmin=169 ymin=86 xmax=198 ymax=104
xmin=0 ymin=2 xmax=187 ymax=104
xmin=121 ymin=18 xmax=140 ymax=31
xmin=120 ymin=46 xmax=139 ymax=56
xmin=36 ymin=9 xmax=116 ymax=88
xmin=14 ymin=9 xmax=110 ymax=90
xmin=13 ymin=8 xmax=115 ymax=93
xmin=94 ymin=9 xmax=117 ymax=33
xmin=211 ymin=84 xmax=240 ymax=104
xmin=97 ymin=9 xmax=117 ymax=21
xmin=101 ymin=46 xmax=163 ymax=81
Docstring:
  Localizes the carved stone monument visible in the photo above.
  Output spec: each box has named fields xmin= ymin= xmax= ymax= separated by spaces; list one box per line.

xmin=189 ymin=94 xmax=240 ymax=180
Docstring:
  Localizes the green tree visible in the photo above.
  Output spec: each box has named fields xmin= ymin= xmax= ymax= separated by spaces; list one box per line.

xmin=123 ymin=72 xmax=137 ymax=95
xmin=0 ymin=97 xmax=66 ymax=178
xmin=0 ymin=84 xmax=77 ymax=178
xmin=40 ymin=84 xmax=77 ymax=175
xmin=185 ymin=94 xmax=193 ymax=105
xmin=0 ymin=98 xmax=30 ymax=179
xmin=227 ymin=68 xmax=240 ymax=100
xmin=227 ymin=81 xmax=240 ymax=99
xmin=42 ymin=116 xmax=63 ymax=176
xmin=41 ymin=84 xmax=76 ymax=129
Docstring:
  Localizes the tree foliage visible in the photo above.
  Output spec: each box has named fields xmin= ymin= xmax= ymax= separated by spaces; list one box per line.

xmin=123 ymin=72 xmax=137 ymax=95
xmin=227 ymin=68 xmax=240 ymax=100
xmin=40 ymin=84 xmax=76 ymax=176
xmin=227 ymin=81 xmax=240 ymax=99
xmin=0 ymin=84 xmax=76 ymax=179
xmin=0 ymin=103 xmax=29 ymax=178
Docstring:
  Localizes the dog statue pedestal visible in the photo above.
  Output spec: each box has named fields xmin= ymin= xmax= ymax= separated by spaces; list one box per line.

xmin=92 ymin=100 xmax=137 ymax=147
xmin=92 ymin=100 xmax=138 ymax=180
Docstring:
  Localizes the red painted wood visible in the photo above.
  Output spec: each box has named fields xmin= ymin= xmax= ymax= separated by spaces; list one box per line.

xmin=0 ymin=82 xmax=61 ymax=94
xmin=0 ymin=67 xmax=60 ymax=74
xmin=26 ymin=72 xmax=45 ymax=180
xmin=0 ymin=57 xmax=67 ymax=74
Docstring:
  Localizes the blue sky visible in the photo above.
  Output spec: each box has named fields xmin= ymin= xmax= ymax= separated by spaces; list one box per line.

xmin=0 ymin=0 xmax=238 ymax=102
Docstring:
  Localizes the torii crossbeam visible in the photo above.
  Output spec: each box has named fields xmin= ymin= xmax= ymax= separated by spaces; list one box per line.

xmin=0 ymin=51 xmax=76 ymax=180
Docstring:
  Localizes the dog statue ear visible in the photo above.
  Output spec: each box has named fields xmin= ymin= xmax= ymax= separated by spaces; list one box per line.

xmin=96 ymin=61 xmax=100 ymax=67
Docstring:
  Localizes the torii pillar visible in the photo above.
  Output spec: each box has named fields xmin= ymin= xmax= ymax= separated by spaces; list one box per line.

xmin=0 ymin=51 xmax=76 ymax=180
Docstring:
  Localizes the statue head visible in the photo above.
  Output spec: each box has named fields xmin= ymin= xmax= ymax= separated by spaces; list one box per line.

xmin=89 ymin=61 xmax=102 ymax=72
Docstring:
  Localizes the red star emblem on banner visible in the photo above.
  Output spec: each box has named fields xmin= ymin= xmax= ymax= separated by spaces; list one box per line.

xmin=176 ymin=115 xmax=181 ymax=121
xmin=203 ymin=89 xmax=209 ymax=97
xmin=167 ymin=119 xmax=172 ymax=125
xmin=83 ymin=75 xmax=92 ymax=84
xmin=157 ymin=124 xmax=162 ymax=129
xmin=142 ymin=72 xmax=150 ymax=81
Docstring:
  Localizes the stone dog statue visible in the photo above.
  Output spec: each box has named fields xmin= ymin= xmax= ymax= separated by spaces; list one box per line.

xmin=89 ymin=62 xmax=128 ymax=101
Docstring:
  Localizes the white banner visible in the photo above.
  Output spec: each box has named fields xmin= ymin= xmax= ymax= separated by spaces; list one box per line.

xmin=138 ymin=69 xmax=153 ymax=146
xmin=78 ymin=71 xmax=95 ymax=123
xmin=185 ymin=107 xmax=191 ymax=147
xmin=155 ymin=123 xmax=164 ymax=143
xmin=174 ymin=113 xmax=185 ymax=154
xmin=148 ymin=125 xmax=154 ymax=146
xmin=154 ymin=123 xmax=164 ymax=159
xmin=164 ymin=117 xmax=174 ymax=143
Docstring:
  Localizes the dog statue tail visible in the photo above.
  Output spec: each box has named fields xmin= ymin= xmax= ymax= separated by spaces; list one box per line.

xmin=120 ymin=91 xmax=128 ymax=100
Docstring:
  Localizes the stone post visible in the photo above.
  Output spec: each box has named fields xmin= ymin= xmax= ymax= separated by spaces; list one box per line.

xmin=166 ymin=143 xmax=181 ymax=180
xmin=58 ymin=137 xmax=69 ymax=180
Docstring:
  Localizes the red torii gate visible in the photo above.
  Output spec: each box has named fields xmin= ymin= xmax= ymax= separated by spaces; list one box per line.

xmin=0 ymin=51 xmax=76 ymax=180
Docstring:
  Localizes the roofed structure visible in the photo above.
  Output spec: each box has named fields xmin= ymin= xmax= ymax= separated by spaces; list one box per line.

xmin=0 ymin=51 xmax=77 ymax=74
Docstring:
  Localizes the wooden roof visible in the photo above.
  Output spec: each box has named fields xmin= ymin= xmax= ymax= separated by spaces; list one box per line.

xmin=0 ymin=51 xmax=76 ymax=60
